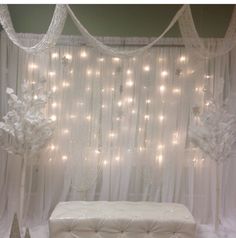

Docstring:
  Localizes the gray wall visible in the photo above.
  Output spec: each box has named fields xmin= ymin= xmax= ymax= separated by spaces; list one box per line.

xmin=3 ymin=4 xmax=234 ymax=37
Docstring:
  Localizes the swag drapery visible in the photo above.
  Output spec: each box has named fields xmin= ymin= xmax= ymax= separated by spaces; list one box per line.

xmin=0 ymin=32 xmax=236 ymax=237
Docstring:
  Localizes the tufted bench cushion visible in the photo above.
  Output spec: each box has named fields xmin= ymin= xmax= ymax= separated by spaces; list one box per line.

xmin=49 ymin=201 xmax=196 ymax=238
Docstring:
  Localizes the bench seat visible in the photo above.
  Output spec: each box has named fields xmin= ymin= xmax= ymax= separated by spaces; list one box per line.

xmin=49 ymin=201 xmax=196 ymax=238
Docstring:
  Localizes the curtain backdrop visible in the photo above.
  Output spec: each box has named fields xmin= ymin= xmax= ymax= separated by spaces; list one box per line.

xmin=0 ymin=32 xmax=235 ymax=237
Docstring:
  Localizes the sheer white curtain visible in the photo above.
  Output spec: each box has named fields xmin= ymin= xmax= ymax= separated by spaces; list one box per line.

xmin=0 ymin=32 xmax=235 ymax=237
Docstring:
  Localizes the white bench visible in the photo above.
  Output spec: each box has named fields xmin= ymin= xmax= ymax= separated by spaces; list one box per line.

xmin=49 ymin=201 xmax=196 ymax=238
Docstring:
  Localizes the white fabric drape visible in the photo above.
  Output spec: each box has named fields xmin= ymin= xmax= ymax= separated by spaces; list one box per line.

xmin=0 ymin=33 xmax=236 ymax=238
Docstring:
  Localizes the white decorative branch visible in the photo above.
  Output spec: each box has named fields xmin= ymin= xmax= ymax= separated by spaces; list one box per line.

xmin=0 ymin=79 xmax=55 ymax=225
xmin=189 ymin=100 xmax=236 ymax=233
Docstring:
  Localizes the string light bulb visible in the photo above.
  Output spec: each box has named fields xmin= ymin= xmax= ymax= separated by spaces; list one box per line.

xmin=50 ymin=115 xmax=57 ymax=121
xmin=179 ymin=56 xmax=186 ymax=62
xmin=28 ymin=63 xmax=38 ymax=70
xmin=51 ymin=52 xmax=59 ymax=59
xmin=126 ymin=80 xmax=134 ymax=87
xmin=159 ymin=115 xmax=164 ymax=122
xmin=143 ymin=65 xmax=150 ymax=72
xmin=51 ymin=102 xmax=57 ymax=108
xmin=64 ymin=54 xmax=72 ymax=60
xmin=172 ymin=88 xmax=181 ymax=94
xmin=52 ymin=86 xmax=57 ymax=92
xmin=126 ymin=69 xmax=132 ymax=75
xmin=161 ymin=71 xmax=168 ymax=77
xmin=80 ymin=50 xmax=87 ymax=58
xmin=62 ymin=155 xmax=68 ymax=161
xmin=157 ymin=154 xmax=163 ymax=164
xmin=115 ymin=156 xmax=120 ymax=161
xmin=48 ymin=71 xmax=56 ymax=77
xmin=50 ymin=144 xmax=56 ymax=151
xmin=159 ymin=85 xmax=166 ymax=93
xmin=112 ymin=57 xmax=120 ymax=62
xmin=117 ymin=101 xmax=122 ymax=107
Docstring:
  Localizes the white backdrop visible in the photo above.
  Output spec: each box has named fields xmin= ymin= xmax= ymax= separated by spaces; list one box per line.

xmin=0 ymin=32 xmax=235 ymax=237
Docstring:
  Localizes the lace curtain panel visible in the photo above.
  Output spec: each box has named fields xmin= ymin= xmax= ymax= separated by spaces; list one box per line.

xmin=0 ymin=33 xmax=236 ymax=238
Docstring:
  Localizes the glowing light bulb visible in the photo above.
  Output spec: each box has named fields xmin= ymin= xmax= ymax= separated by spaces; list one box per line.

xmin=101 ymin=104 xmax=106 ymax=109
xmin=95 ymin=150 xmax=101 ymax=154
xmin=80 ymin=51 xmax=87 ymax=58
xmin=172 ymin=88 xmax=181 ymax=94
xmin=109 ymin=132 xmax=115 ymax=138
xmin=28 ymin=63 xmax=38 ymax=70
xmin=111 ymin=87 xmax=115 ymax=92
xmin=112 ymin=72 xmax=115 ymax=76
xmin=139 ymin=146 xmax=144 ymax=152
xmin=161 ymin=71 xmax=168 ymax=77
xmin=65 ymin=54 xmax=72 ymax=60
xmin=204 ymin=74 xmax=211 ymax=79
xmin=126 ymin=80 xmax=134 ymax=87
xmin=103 ymin=160 xmax=108 ymax=166
xmin=115 ymin=156 xmax=120 ymax=161
xmin=157 ymin=154 xmax=163 ymax=164
xmin=52 ymin=86 xmax=57 ymax=92
xmin=33 ymin=95 xmax=38 ymax=100
xmin=146 ymin=99 xmax=151 ymax=104
xmin=98 ymin=57 xmax=104 ymax=62
xmin=63 ymin=129 xmax=69 ymax=134
xmin=48 ymin=71 xmax=56 ymax=77
xmin=143 ymin=65 xmax=150 ymax=72
xmin=51 ymin=53 xmax=59 ymax=59
xmin=50 ymin=144 xmax=55 ymax=151
xmin=157 ymin=144 xmax=164 ymax=150
xmin=62 ymin=155 xmax=68 ymax=161
xmin=179 ymin=56 xmax=186 ymax=62
xmin=159 ymin=85 xmax=166 ymax=93
xmin=116 ymin=117 xmax=120 ymax=121
xmin=127 ymin=97 xmax=133 ymax=103
xmin=51 ymin=102 xmax=57 ymax=108
xmin=205 ymin=101 xmax=212 ymax=106
xmin=62 ymin=81 xmax=70 ymax=87
xmin=70 ymin=70 xmax=73 ymax=74
xmin=86 ymin=69 xmax=92 ymax=76
xmin=144 ymin=115 xmax=150 ymax=120
xmin=159 ymin=115 xmax=164 ymax=122
xmin=112 ymin=57 xmax=120 ymax=62
xmin=117 ymin=101 xmax=122 ymax=107
xmin=195 ymin=86 xmax=204 ymax=93
xmin=131 ymin=110 xmax=136 ymax=114
xmin=126 ymin=69 xmax=132 ymax=75
xmin=86 ymin=115 xmax=91 ymax=121
xmin=50 ymin=115 xmax=57 ymax=121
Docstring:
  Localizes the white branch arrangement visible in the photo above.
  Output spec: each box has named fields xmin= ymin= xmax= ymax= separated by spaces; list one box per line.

xmin=0 ymin=79 xmax=55 ymax=226
xmin=189 ymin=99 xmax=236 ymax=233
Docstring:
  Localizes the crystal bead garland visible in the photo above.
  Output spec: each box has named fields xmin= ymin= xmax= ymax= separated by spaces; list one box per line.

xmin=0 ymin=4 xmax=67 ymax=54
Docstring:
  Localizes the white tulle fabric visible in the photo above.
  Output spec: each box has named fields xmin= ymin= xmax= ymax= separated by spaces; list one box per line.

xmin=179 ymin=5 xmax=236 ymax=59
xmin=0 ymin=5 xmax=67 ymax=53
xmin=1 ymin=4 xmax=236 ymax=59
xmin=0 ymin=33 xmax=236 ymax=238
